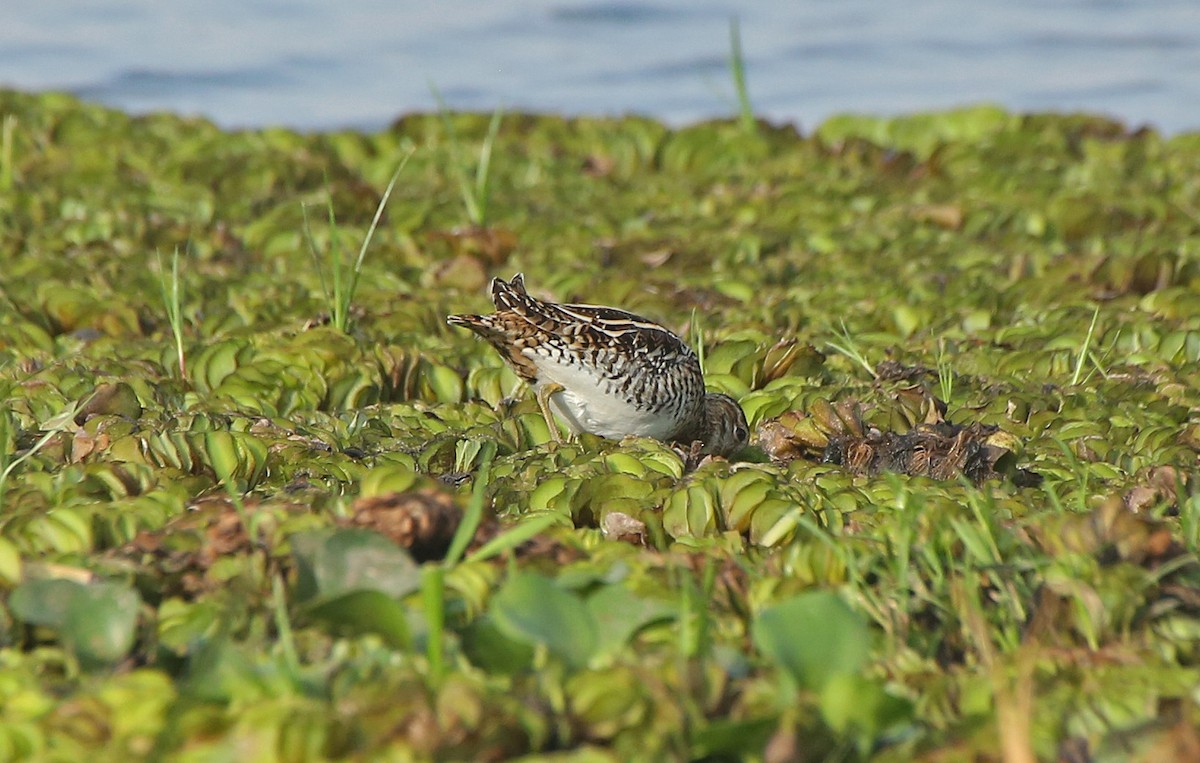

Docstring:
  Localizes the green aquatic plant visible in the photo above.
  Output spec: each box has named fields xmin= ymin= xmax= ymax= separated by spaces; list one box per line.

xmin=0 ymin=89 xmax=1198 ymax=760
xmin=1182 ymin=491 xmax=1200 ymax=552
xmin=727 ymin=17 xmax=756 ymax=133
xmin=8 ymin=577 xmax=141 ymax=669
xmin=1070 ymin=305 xmax=1100 ymax=386
xmin=0 ymin=113 xmax=14 ymax=191
xmin=0 ymin=400 xmax=81 ymax=510
xmin=270 ymin=571 xmax=301 ymax=684
xmin=936 ymin=338 xmax=955 ymax=403
xmin=444 ymin=439 xmax=496 ymax=567
xmin=303 ymin=152 xmax=412 ymax=333
xmin=154 ymin=247 xmax=187 ymax=380
xmin=754 ymin=590 xmax=912 ymax=754
xmin=825 ymin=320 xmax=878 ymax=379
xmin=422 ymin=439 xmax=557 ymax=686
xmin=421 ymin=439 xmax=493 ymax=687
xmin=431 ymin=85 xmax=504 ymax=227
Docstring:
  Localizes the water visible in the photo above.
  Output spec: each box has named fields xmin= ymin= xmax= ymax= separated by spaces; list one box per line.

xmin=3 ymin=0 xmax=1199 ymax=134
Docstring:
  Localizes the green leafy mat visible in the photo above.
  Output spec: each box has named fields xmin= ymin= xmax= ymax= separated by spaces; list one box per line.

xmin=0 ymin=90 xmax=1198 ymax=761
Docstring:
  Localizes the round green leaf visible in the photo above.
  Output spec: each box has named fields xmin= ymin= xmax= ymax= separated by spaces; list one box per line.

xmin=9 ymin=578 xmax=85 ymax=628
xmin=62 ymin=582 xmax=141 ymax=667
xmin=305 ymin=589 xmax=411 ymax=650
xmin=489 ymin=571 xmax=597 ymax=669
xmin=752 ymin=591 xmax=869 ymax=693
xmin=291 ymin=528 xmax=420 ymax=601
xmin=585 ymin=584 xmax=674 ymax=660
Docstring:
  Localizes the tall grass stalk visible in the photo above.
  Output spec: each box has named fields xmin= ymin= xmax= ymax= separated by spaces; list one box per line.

xmin=1 ymin=114 xmax=15 ymax=192
xmin=271 ymin=572 xmax=300 ymax=680
xmin=955 ymin=573 xmax=1037 ymax=763
xmin=671 ymin=560 xmax=715 ymax=757
xmin=465 ymin=513 xmax=558 ymax=564
xmin=885 ymin=476 xmax=917 ymax=643
xmin=826 ymin=321 xmax=878 ymax=379
xmin=304 ymin=152 xmax=413 ymax=333
xmin=960 ymin=482 xmax=1027 ymax=636
xmin=1050 ymin=438 xmax=1090 ymax=511
xmin=444 ymin=440 xmax=497 ymax=566
xmin=728 ymin=17 xmax=756 ymax=133
xmin=155 ymin=247 xmax=187 ymax=380
xmin=0 ymin=408 xmax=13 ymax=509
xmin=422 ymin=565 xmax=447 ymax=686
xmin=936 ymin=339 xmax=955 ymax=403
xmin=213 ymin=443 xmax=257 ymax=550
xmin=688 ymin=307 xmax=708 ymax=375
xmin=431 ymin=85 xmax=504 ymax=227
xmin=1070 ymin=306 xmax=1100 ymax=386
xmin=1182 ymin=492 xmax=1200 ymax=552
xmin=424 ymin=439 xmax=496 ymax=687
xmin=423 ymin=439 xmax=557 ymax=686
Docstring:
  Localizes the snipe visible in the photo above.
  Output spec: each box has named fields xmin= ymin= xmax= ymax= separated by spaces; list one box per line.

xmin=447 ymin=274 xmax=748 ymax=457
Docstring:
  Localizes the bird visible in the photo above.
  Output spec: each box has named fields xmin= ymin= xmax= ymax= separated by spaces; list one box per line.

xmin=447 ymin=274 xmax=749 ymax=457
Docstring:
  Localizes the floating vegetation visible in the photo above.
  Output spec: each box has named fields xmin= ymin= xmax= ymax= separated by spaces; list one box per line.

xmin=0 ymin=88 xmax=1198 ymax=760
xmin=756 ymin=389 xmax=1041 ymax=486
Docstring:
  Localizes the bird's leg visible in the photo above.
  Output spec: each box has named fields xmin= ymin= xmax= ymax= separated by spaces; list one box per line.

xmin=536 ymin=383 xmax=566 ymax=444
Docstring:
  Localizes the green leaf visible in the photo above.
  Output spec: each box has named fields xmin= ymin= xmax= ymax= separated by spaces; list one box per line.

xmin=819 ymin=673 xmax=914 ymax=746
xmin=359 ymin=465 xmax=419 ymax=497
xmin=692 ymin=717 xmax=777 ymax=759
xmin=462 ymin=615 xmax=536 ymax=675
xmin=193 ymin=339 xmax=244 ymax=393
xmin=11 ymin=579 xmax=140 ymax=667
xmin=158 ymin=599 xmax=221 ymax=655
xmin=204 ymin=430 xmax=239 ymax=484
xmin=489 ymin=571 xmax=597 ymax=668
xmin=62 ymin=582 xmax=141 ymax=667
xmin=234 ymin=432 xmax=270 ymax=488
xmin=585 ymin=584 xmax=674 ymax=659
xmin=181 ymin=639 xmax=262 ymax=704
xmin=304 ymin=589 xmax=411 ymax=650
xmin=0 ymin=536 xmax=22 ymax=585
xmin=290 ymin=528 xmax=420 ymax=602
xmin=752 ymin=591 xmax=869 ymax=693
xmin=9 ymin=578 xmax=85 ymax=628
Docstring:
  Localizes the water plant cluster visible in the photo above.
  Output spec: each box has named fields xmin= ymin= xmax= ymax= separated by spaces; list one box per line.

xmin=0 ymin=89 xmax=1198 ymax=761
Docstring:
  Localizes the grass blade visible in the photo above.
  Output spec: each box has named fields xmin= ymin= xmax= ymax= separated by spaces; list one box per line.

xmin=154 ymin=247 xmax=187 ymax=380
xmin=443 ymin=440 xmax=497 ymax=566
xmin=1070 ymin=306 xmax=1100 ymax=386
xmin=325 ymin=191 xmax=346 ymax=330
xmin=0 ymin=399 xmax=82 ymax=508
xmin=303 ymin=153 xmax=413 ymax=332
xmin=422 ymin=564 xmax=447 ymax=686
xmin=466 ymin=513 xmax=559 ymax=564
xmin=825 ymin=320 xmax=878 ymax=379
xmin=728 ymin=17 xmax=756 ymax=133
xmin=1 ymin=114 xmax=15 ymax=192
xmin=472 ymin=106 xmax=504 ymax=226
xmin=301 ymin=201 xmax=332 ymax=305
xmin=345 ymin=150 xmax=414 ymax=310
xmin=431 ymin=84 xmax=503 ymax=226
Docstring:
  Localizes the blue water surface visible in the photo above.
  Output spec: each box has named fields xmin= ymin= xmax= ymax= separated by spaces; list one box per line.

xmin=2 ymin=0 xmax=1198 ymax=133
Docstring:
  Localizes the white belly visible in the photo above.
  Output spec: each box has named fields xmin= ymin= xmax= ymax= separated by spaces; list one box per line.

xmin=527 ymin=349 xmax=682 ymax=440
xmin=546 ymin=385 xmax=679 ymax=440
